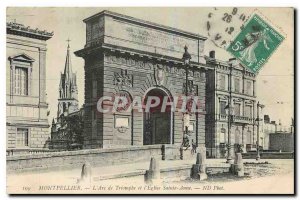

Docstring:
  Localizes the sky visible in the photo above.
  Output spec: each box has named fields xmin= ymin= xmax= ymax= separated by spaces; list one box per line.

xmin=6 ymin=7 xmax=294 ymax=127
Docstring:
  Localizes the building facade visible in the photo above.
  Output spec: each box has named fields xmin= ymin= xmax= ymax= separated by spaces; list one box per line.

xmin=205 ymin=53 xmax=258 ymax=158
xmin=262 ymin=115 xmax=277 ymax=149
xmin=6 ymin=22 xmax=53 ymax=149
xmin=75 ymin=10 xmax=209 ymax=149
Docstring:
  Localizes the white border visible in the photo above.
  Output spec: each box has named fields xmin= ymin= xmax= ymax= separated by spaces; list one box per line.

xmin=1 ymin=0 xmax=298 ymax=199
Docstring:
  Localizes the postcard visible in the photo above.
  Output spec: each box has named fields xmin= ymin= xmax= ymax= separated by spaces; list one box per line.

xmin=6 ymin=7 xmax=294 ymax=194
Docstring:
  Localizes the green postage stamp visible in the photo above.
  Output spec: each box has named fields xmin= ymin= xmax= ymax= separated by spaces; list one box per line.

xmin=227 ymin=13 xmax=285 ymax=73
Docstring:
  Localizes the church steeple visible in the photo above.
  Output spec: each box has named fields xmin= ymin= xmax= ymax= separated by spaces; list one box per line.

xmin=64 ymin=38 xmax=72 ymax=83
xmin=57 ymin=39 xmax=79 ymax=119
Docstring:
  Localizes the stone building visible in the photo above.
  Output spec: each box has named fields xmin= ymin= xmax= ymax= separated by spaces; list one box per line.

xmin=205 ymin=53 xmax=257 ymax=158
xmin=51 ymin=43 xmax=80 ymax=149
xmin=6 ymin=22 xmax=53 ymax=149
xmin=263 ymin=115 xmax=277 ymax=149
xmin=269 ymin=132 xmax=294 ymax=152
xmin=75 ymin=10 xmax=209 ymax=149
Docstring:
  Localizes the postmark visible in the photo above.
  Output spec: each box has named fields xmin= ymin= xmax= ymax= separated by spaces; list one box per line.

xmin=226 ymin=13 xmax=285 ymax=73
xmin=206 ymin=7 xmax=252 ymax=49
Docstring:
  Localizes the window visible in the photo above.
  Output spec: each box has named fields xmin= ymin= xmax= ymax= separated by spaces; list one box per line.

xmin=234 ymin=103 xmax=241 ymax=116
xmin=245 ymin=80 xmax=253 ymax=95
xmin=247 ymin=130 xmax=252 ymax=144
xmin=15 ymin=67 xmax=28 ymax=95
xmin=234 ymin=77 xmax=240 ymax=93
xmin=16 ymin=128 xmax=28 ymax=147
xmin=218 ymin=74 xmax=226 ymax=90
xmin=245 ymin=105 xmax=252 ymax=118
xmin=220 ymin=101 xmax=227 ymax=115
xmin=220 ymin=128 xmax=226 ymax=143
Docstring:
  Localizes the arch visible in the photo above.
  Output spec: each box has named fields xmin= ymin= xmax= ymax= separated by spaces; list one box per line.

xmin=142 ymin=86 xmax=173 ymax=102
xmin=143 ymin=87 xmax=173 ymax=145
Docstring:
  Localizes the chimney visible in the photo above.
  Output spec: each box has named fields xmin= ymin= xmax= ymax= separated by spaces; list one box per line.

xmin=209 ymin=51 xmax=215 ymax=59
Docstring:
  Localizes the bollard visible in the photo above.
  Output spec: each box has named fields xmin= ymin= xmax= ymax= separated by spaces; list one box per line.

xmin=191 ymin=151 xmax=207 ymax=180
xmin=180 ymin=146 xmax=183 ymax=160
xmin=231 ymin=153 xmax=244 ymax=177
xmin=145 ymin=157 xmax=160 ymax=184
xmin=161 ymin=145 xmax=166 ymax=160
xmin=80 ymin=162 xmax=92 ymax=183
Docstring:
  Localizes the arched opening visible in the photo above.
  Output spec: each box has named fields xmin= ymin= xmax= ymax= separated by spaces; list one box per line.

xmin=143 ymin=88 xmax=172 ymax=145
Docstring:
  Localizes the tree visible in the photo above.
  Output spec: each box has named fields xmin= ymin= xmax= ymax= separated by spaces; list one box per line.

xmin=61 ymin=114 xmax=84 ymax=150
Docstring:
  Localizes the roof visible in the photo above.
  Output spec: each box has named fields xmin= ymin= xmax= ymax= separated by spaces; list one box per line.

xmin=7 ymin=21 xmax=53 ymax=41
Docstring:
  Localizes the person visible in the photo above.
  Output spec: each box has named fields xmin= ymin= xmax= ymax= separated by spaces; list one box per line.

xmin=239 ymin=28 xmax=273 ymax=66
xmin=191 ymin=140 xmax=197 ymax=155
xmin=183 ymin=132 xmax=190 ymax=150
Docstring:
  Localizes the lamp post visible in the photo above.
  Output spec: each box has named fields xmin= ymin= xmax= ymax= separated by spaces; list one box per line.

xmin=181 ymin=46 xmax=191 ymax=152
xmin=256 ymin=101 xmax=265 ymax=160
xmin=224 ymin=65 xmax=234 ymax=163
xmin=224 ymin=103 xmax=234 ymax=163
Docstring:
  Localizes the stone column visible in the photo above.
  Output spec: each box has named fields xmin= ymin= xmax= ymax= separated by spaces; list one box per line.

xmin=39 ymin=48 xmax=47 ymax=104
xmin=9 ymin=63 xmax=15 ymax=103
xmin=253 ymin=80 xmax=256 ymax=96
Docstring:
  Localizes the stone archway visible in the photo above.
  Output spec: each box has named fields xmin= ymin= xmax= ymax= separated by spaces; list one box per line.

xmin=143 ymin=88 xmax=172 ymax=145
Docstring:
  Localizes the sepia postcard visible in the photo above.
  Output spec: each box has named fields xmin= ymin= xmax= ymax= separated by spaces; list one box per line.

xmin=6 ymin=7 xmax=294 ymax=194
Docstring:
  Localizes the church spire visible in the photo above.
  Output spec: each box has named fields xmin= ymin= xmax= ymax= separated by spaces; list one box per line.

xmin=64 ymin=38 xmax=72 ymax=81
xmin=56 ymin=38 xmax=79 ymax=119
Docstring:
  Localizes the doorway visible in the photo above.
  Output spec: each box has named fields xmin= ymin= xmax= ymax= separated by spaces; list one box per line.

xmin=143 ymin=88 xmax=172 ymax=145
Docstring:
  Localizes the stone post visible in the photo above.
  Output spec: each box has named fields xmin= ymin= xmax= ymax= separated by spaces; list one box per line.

xmin=80 ymin=162 xmax=92 ymax=184
xmin=144 ymin=157 xmax=161 ymax=184
xmin=161 ymin=144 xmax=166 ymax=160
xmin=191 ymin=151 xmax=207 ymax=180
xmin=231 ymin=153 xmax=244 ymax=177
xmin=180 ymin=146 xmax=183 ymax=160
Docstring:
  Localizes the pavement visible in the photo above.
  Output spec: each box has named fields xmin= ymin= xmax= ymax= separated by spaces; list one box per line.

xmin=6 ymin=158 xmax=294 ymax=194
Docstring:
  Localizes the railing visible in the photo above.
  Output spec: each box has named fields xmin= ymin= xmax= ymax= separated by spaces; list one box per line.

xmin=6 ymin=148 xmax=61 ymax=156
xmin=233 ymin=115 xmax=253 ymax=123
xmin=217 ymin=114 xmax=253 ymax=124
xmin=219 ymin=114 xmax=227 ymax=120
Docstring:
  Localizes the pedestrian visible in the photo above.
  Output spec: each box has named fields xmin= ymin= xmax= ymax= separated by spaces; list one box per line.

xmin=191 ymin=140 xmax=197 ymax=155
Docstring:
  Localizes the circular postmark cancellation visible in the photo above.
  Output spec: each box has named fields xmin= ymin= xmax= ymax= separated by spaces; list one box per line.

xmin=206 ymin=7 xmax=252 ymax=49
xmin=206 ymin=8 xmax=286 ymax=74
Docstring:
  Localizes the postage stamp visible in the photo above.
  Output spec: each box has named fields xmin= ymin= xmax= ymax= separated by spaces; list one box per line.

xmin=227 ymin=13 xmax=285 ymax=73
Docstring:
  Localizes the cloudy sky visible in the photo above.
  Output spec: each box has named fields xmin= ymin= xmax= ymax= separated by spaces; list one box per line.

xmin=6 ymin=7 xmax=294 ymax=127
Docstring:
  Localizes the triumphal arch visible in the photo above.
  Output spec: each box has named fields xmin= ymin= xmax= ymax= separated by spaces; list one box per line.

xmin=75 ymin=10 xmax=209 ymax=150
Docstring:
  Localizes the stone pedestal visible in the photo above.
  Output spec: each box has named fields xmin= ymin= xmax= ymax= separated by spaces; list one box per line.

xmin=145 ymin=157 xmax=161 ymax=184
xmin=162 ymin=144 xmax=181 ymax=160
xmin=191 ymin=151 xmax=207 ymax=180
xmin=230 ymin=153 xmax=244 ymax=177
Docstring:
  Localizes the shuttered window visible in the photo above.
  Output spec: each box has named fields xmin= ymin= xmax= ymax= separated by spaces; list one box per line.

xmin=15 ymin=67 xmax=28 ymax=96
